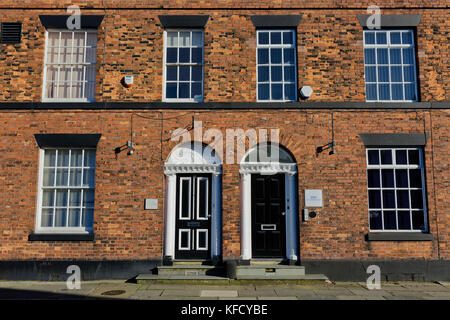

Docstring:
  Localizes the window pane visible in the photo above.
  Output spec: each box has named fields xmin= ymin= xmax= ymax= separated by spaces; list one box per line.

xmin=69 ymin=168 xmax=82 ymax=186
xmin=166 ymin=48 xmax=177 ymax=63
xmin=397 ymin=211 xmax=411 ymax=230
xmin=41 ymin=208 xmax=53 ymax=227
xmin=43 ymin=168 xmax=55 ymax=186
xmin=258 ymin=32 xmax=269 ymax=45
xmin=383 ymin=190 xmax=395 ymax=208
xmin=70 ymin=190 xmax=82 ymax=206
xmin=283 ymin=31 xmax=293 ymax=44
xmin=412 ymin=210 xmax=425 ymax=230
xmin=166 ymin=82 xmax=177 ymax=98
xmin=271 ymin=84 xmax=282 ymax=100
xmin=402 ymin=32 xmax=413 ymax=44
xmin=258 ymin=84 xmax=269 ymax=100
xmin=389 ymin=48 xmax=401 ymax=64
xmin=82 ymin=208 xmax=94 ymax=228
xmin=409 ymin=169 xmax=422 ymax=188
xmin=369 ymin=211 xmax=382 ymax=229
xmin=270 ymin=32 xmax=281 ymax=44
xmin=368 ymin=150 xmax=379 ymax=165
xmin=377 ymin=48 xmax=388 ymax=64
xmin=368 ymin=190 xmax=381 ymax=208
xmin=365 ymin=32 xmax=375 ymax=44
xmin=404 ymin=83 xmax=416 ymax=100
xmin=83 ymin=190 xmax=95 ymax=207
xmin=44 ymin=150 xmax=56 ymax=167
xmin=191 ymin=67 xmax=202 ymax=82
xmin=71 ymin=150 xmax=83 ymax=167
xmin=68 ymin=209 xmax=81 ymax=227
xmin=42 ymin=189 xmax=55 ymax=206
xmin=410 ymin=190 xmax=423 ymax=209
xmin=381 ymin=169 xmax=394 ymax=188
xmin=284 ymin=66 xmax=296 ymax=82
xmin=284 ymin=84 xmax=296 ymax=101
xmin=83 ymin=169 xmax=95 ymax=187
xmin=179 ymin=32 xmax=190 ymax=46
xmin=258 ymin=48 xmax=269 ymax=64
xmin=390 ymin=32 xmax=401 ymax=44
xmin=56 ymin=168 xmax=68 ymax=186
xmin=191 ymin=82 xmax=202 ymax=100
xmin=364 ymin=49 xmax=375 ymax=64
xmin=395 ymin=169 xmax=408 ymax=187
xmin=258 ymin=66 xmax=269 ymax=82
xmin=408 ymin=150 xmax=420 ymax=165
xmin=54 ymin=208 xmax=67 ymax=227
xmin=380 ymin=150 xmax=392 ymax=164
xmin=404 ymin=66 xmax=416 ymax=82
xmin=166 ymin=66 xmax=177 ymax=81
xmin=378 ymin=66 xmax=389 ymax=82
xmin=271 ymin=66 xmax=282 ymax=81
xmin=383 ymin=211 xmax=397 ymax=229
xmin=283 ymin=48 xmax=295 ymax=64
xmin=367 ymin=169 xmax=380 ymax=188
xmin=179 ymin=66 xmax=190 ymax=81
xmin=391 ymin=84 xmax=403 ymax=100
xmin=57 ymin=150 xmax=70 ymax=167
xmin=396 ymin=190 xmax=409 ymax=208
xmin=192 ymin=31 xmax=202 ymax=47
xmin=396 ymin=150 xmax=407 ymax=164
xmin=390 ymin=66 xmax=402 ymax=82
xmin=365 ymin=66 xmax=376 ymax=82
xmin=55 ymin=190 xmax=68 ymax=206
xmin=402 ymin=48 xmax=414 ymax=64
xmin=179 ymin=48 xmax=190 ymax=63
xmin=376 ymin=32 xmax=387 ymax=44
xmin=166 ymin=31 xmax=178 ymax=46
xmin=192 ymin=48 xmax=202 ymax=64
xmin=270 ymin=48 xmax=282 ymax=64
xmin=177 ymin=83 xmax=188 ymax=99
xmin=378 ymin=84 xmax=390 ymax=100
xmin=84 ymin=150 xmax=96 ymax=167
xmin=366 ymin=84 xmax=377 ymax=100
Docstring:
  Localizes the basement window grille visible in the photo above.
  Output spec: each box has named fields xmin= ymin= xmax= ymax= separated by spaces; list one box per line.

xmin=0 ymin=22 xmax=22 ymax=44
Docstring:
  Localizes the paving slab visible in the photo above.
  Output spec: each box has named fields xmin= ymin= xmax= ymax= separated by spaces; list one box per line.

xmin=258 ymin=296 xmax=297 ymax=300
xmin=347 ymin=288 xmax=394 ymax=297
xmin=201 ymin=290 xmax=238 ymax=298
xmin=87 ymin=283 xmax=139 ymax=299
xmin=273 ymin=288 xmax=315 ymax=297
xmin=129 ymin=289 xmax=163 ymax=299
xmin=161 ymin=289 xmax=201 ymax=297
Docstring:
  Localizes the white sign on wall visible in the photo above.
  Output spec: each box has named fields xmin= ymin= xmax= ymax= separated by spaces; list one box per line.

xmin=304 ymin=189 xmax=323 ymax=207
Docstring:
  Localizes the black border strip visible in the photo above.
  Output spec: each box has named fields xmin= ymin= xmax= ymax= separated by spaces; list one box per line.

xmin=0 ymin=102 xmax=449 ymax=110
xmin=34 ymin=133 xmax=101 ymax=148
xmin=28 ymin=233 xmax=94 ymax=241
xmin=356 ymin=14 xmax=421 ymax=27
xmin=38 ymin=15 xmax=104 ymax=29
xmin=366 ymin=232 xmax=433 ymax=241
xmin=250 ymin=15 xmax=302 ymax=27
xmin=359 ymin=133 xmax=429 ymax=146
xmin=157 ymin=15 xmax=209 ymax=28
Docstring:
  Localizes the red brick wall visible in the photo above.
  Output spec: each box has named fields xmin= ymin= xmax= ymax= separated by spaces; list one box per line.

xmin=0 ymin=5 xmax=448 ymax=102
xmin=0 ymin=109 xmax=448 ymax=260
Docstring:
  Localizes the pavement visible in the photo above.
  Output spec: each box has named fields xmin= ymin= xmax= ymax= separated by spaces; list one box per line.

xmin=0 ymin=280 xmax=450 ymax=300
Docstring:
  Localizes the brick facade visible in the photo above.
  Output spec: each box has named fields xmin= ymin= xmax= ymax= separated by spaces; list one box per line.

xmin=0 ymin=1 xmax=448 ymax=280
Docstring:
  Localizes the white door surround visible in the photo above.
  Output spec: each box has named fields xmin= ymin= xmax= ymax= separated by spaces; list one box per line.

xmin=163 ymin=142 xmax=222 ymax=261
xmin=239 ymin=143 xmax=298 ymax=261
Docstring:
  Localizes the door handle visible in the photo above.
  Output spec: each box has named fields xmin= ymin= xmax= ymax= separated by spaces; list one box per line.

xmin=281 ymin=212 xmax=286 ymax=216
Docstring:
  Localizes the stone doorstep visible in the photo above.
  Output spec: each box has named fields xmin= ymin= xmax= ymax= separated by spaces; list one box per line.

xmin=157 ymin=265 xmax=226 ymax=276
xmin=236 ymin=265 xmax=306 ymax=277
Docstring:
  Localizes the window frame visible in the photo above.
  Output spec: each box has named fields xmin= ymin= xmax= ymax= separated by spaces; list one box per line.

xmin=256 ymin=29 xmax=298 ymax=102
xmin=162 ymin=28 xmax=204 ymax=102
xmin=363 ymin=29 xmax=418 ymax=102
xmin=365 ymin=147 xmax=428 ymax=232
xmin=34 ymin=148 xmax=96 ymax=234
xmin=41 ymin=28 xmax=97 ymax=103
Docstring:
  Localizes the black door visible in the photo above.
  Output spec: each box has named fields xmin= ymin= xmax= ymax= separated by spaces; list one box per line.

xmin=175 ymin=174 xmax=212 ymax=260
xmin=251 ymin=173 xmax=286 ymax=258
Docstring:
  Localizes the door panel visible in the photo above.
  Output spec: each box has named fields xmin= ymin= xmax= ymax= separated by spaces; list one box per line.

xmin=251 ymin=173 xmax=286 ymax=258
xmin=175 ymin=174 xmax=211 ymax=260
